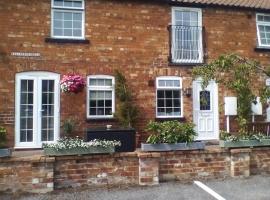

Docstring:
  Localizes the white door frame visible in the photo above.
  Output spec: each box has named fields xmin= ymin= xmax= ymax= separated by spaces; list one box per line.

xmin=15 ymin=71 xmax=60 ymax=148
xmin=192 ymin=80 xmax=219 ymax=140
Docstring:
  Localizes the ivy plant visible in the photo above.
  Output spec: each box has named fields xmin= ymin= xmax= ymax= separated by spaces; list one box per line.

xmin=0 ymin=126 xmax=7 ymax=149
xmin=192 ymin=54 xmax=270 ymax=133
xmin=114 ymin=70 xmax=139 ymax=128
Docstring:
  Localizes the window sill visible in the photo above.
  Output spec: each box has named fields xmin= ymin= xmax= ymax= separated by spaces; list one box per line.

xmin=168 ymin=59 xmax=204 ymax=66
xmin=86 ymin=118 xmax=116 ymax=122
xmin=45 ymin=37 xmax=90 ymax=44
xmin=155 ymin=117 xmax=186 ymax=122
xmin=254 ymin=46 xmax=270 ymax=52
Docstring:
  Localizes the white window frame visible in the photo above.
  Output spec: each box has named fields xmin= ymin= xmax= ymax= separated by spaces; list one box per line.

xmin=171 ymin=7 xmax=203 ymax=63
xmin=51 ymin=0 xmax=85 ymax=39
xmin=156 ymin=76 xmax=183 ymax=118
xmin=87 ymin=75 xmax=115 ymax=119
xmin=256 ymin=13 xmax=270 ymax=47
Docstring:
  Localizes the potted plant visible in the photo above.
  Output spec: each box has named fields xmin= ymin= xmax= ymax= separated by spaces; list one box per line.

xmin=43 ymin=137 xmax=121 ymax=156
xmin=86 ymin=70 xmax=139 ymax=152
xmin=141 ymin=120 xmax=205 ymax=151
xmin=0 ymin=126 xmax=12 ymax=157
xmin=219 ymin=131 xmax=270 ymax=148
xmin=61 ymin=117 xmax=77 ymax=137
xmin=60 ymin=74 xmax=86 ymax=94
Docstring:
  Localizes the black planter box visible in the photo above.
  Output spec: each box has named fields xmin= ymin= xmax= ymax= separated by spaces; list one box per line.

xmin=86 ymin=128 xmax=136 ymax=152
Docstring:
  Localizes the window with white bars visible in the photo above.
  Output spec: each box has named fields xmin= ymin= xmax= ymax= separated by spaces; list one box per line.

xmin=257 ymin=13 xmax=270 ymax=47
xmin=87 ymin=75 xmax=115 ymax=119
xmin=51 ymin=0 xmax=85 ymax=39
xmin=156 ymin=77 xmax=183 ymax=118
xmin=171 ymin=7 xmax=203 ymax=63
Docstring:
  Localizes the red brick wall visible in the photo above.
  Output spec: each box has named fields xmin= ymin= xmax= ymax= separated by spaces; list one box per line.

xmin=54 ymin=152 xmax=139 ymax=188
xmin=0 ymin=0 xmax=270 ymax=146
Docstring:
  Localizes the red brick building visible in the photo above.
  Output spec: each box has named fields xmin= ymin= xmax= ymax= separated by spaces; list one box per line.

xmin=1 ymin=0 xmax=270 ymax=148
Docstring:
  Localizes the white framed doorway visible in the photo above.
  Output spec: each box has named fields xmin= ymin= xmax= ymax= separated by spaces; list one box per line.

xmin=15 ymin=71 xmax=60 ymax=148
xmin=193 ymin=80 xmax=219 ymax=140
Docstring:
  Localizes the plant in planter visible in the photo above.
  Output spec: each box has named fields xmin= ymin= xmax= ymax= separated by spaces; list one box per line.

xmin=61 ymin=117 xmax=77 ymax=137
xmin=192 ymin=54 xmax=270 ymax=148
xmin=60 ymin=74 xmax=86 ymax=94
xmin=43 ymin=137 xmax=121 ymax=156
xmin=0 ymin=126 xmax=12 ymax=157
xmin=142 ymin=120 xmax=205 ymax=151
xmin=219 ymin=130 xmax=270 ymax=148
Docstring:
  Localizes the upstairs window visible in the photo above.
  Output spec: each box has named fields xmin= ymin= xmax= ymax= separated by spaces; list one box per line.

xmin=257 ymin=14 xmax=270 ymax=47
xmin=171 ymin=7 xmax=203 ymax=64
xmin=87 ymin=75 xmax=115 ymax=119
xmin=156 ymin=77 xmax=183 ymax=118
xmin=51 ymin=0 xmax=85 ymax=39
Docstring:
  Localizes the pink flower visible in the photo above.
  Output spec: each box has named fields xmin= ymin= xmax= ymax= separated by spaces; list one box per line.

xmin=60 ymin=74 xmax=86 ymax=93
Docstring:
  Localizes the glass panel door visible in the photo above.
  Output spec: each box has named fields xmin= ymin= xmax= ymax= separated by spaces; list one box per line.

xmin=16 ymin=72 xmax=60 ymax=148
xmin=41 ymin=80 xmax=55 ymax=142
xmin=19 ymin=80 xmax=34 ymax=143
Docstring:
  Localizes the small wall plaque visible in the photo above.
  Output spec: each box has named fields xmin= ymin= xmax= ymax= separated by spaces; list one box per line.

xmin=11 ymin=52 xmax=41 ymax=57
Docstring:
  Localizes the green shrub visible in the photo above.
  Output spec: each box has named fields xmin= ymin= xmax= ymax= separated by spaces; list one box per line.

xmin=0 ymin=126 xmax=7 ymax=148
xmin=61 ymin=118 xmax=77 ymax=136
xmin=145 ymin=120 xmax=197 ymax=144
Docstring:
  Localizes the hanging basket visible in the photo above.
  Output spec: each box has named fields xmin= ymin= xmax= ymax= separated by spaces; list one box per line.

xmin=60 ymin=74 xmax=86 ymax=94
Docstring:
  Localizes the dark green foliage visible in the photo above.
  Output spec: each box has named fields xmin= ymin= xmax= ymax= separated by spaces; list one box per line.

xmin=145 ymin=120 xmax=197 ymax=144
xmin=114 ymin=70 xmax=139 ymax=128
xmin=0 ymin=126 xmax=7 ymax=148
xmin=192 ymin=54 xmax=270 ymax=133
xmin=61 ymin=118 xmax=77 ymax=136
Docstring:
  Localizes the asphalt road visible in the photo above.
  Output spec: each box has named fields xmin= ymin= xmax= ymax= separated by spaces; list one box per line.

xmin=1 ymin=175 xmax=270 ymax=200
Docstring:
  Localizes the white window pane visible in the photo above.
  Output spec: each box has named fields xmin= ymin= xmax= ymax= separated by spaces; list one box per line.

xmin=54 ymin=20 xmax=63 ymax=28
xmin=64 ymin=1 xmax=73 ymax=7
xmin=258 ymin=15 xmax=264 ymax=21
xmin=64 ymin=29 xmax=72 ymax=36
xmin=264 ymin=15 xmax=270 ymax=22
xmin=173 ymin=80 xmax=180 ymax=87
xmin=97 ymin=79 xmax=105 ymax=86
xmin=64 ymin=12 xmax=72 ymax=20
xmin=64 ymin=21 xmax=72 ymax=28
xmin=54 ymin=12 xmax=63 ymax=20
xmin=261 ymin=39 xmax=267 ymax=45
xmin=54 ymin=0 xmax=63 ymax=7
xmin=105 ymin=79 xmax=112 ymax=86
xmin=97 ymin=91 xmax=105 ymax=99
xmin=73 ymin=13 xmax=82 ymax=21
xmin=89 ymin=79 xmax=96 ymax=86
xmin=105 ymin=91 xmax=112 ymax=99
xmin=73 ymin=21 xmax=82 ymax=29
xmin=54 ymin=28 xmax=63 ymax=36
xmin=175 ymin=11 xmax=182 ymax=21
xmin=73 ymin=1 xmax=82 ymax=8
xmin=73 ymin=29 xmax=82 ymax=37
xmin=158 ymin=80 xmax=166 ymax=87
xmin=166 ymin=80 xmax=174 ymax=87
xmin=190 ymin=12 xmax=198 ymax=23
xmin=90 ymin=91 xmax=97 ymax=98
xmin=183 ymin=12 xmax=190 ymax=22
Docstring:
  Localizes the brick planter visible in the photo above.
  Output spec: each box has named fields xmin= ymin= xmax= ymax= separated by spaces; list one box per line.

xmin=0 ymin=148 xmax=12 ymax=157
xmin=44 ymin=146 xmax=115 ymax=156
xmin=220 ymin=139 xmax=270 ymax=148
xmin=141 ymin=141 xmax=205 ymax=152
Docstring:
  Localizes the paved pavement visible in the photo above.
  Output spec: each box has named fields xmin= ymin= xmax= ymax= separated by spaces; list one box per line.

xmin=1 ymin=175 xmax=270 ymax=200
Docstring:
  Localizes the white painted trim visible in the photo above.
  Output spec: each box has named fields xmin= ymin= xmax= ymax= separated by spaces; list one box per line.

xmin=15 ymin=71 xmax=60 ymax=148
xmin=192 ymin=80 xmax=219 ymax=141
xmin=156 ymin=76 xmax=183 ymax=118
xmin=171 ymin=7 xmax=203 ymax=63
xmin=51 ymin=0 xmax=85 ymax=10
xmin=256 ymin=13 xmax=270 ymax=47
xmin=51 ymin=0 xmax=85 ymax=39
xmin=86 ymin=75 xmax=115 ymax=119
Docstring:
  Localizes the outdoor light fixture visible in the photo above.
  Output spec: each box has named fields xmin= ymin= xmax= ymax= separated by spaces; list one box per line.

xmin=184 ymin=87 xmax=192 ymax=97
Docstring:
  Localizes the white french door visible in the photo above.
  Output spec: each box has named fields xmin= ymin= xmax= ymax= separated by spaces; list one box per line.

xmin=15 ymin=72 xmax=60 ymax=148
xmin=193 ymin=80 xmax=219 ymax=140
